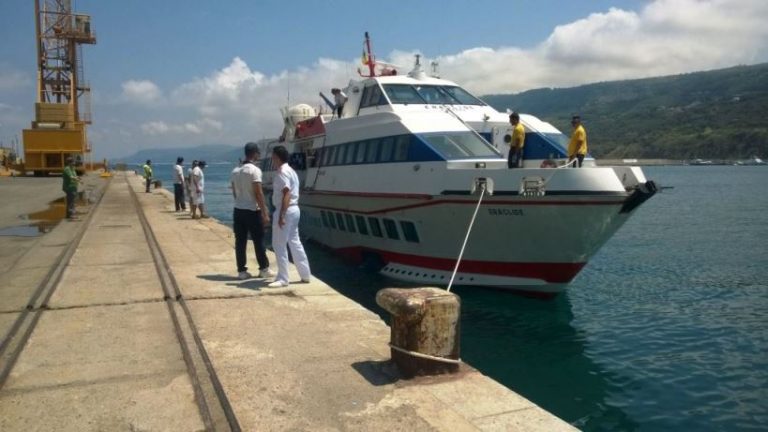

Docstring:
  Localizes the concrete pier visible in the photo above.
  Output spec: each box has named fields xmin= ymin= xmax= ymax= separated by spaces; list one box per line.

xmin=0 ymin=172 xmax=577 ymax=431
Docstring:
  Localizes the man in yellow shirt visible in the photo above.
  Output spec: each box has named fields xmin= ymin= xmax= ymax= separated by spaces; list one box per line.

xmin=568 ymin=115 xmax=588 ymax=168
xmin=508 ymin=113 xmax=525 ymax=168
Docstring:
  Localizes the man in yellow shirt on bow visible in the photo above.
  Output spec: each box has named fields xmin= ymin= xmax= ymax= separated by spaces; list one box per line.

xmin=568 ymin=115 xmax=588 ymax=168
xmin=508 ymin=112 xmax=525 ymax=168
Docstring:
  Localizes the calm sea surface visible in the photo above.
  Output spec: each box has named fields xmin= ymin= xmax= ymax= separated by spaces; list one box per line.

xmin=155 ymin=164 xmax=768 ymax=431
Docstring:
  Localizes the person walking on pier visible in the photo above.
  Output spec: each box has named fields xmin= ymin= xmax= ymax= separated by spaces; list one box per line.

xmin=62 ymin=157 xmax=80 ymax=219
xmin=173 ymin=157 xmax=186 ymax=212
xmin=568 ymin=116 xmax=588 ymax=168
xmin=231 ymin=143 xmax=273 ymax=280
xmin=142 ymin=159 xmax=153 ymax=192
xmin=268 ymin=146 xmax=311 ymax=287
xmin=508 ymin=112 xmax=525 ymax=168
xmin=191 ymin=161 xmax=208 ymax=219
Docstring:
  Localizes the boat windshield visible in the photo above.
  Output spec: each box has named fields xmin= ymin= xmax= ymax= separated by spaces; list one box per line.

xmin=383 ymin=84 xmax=486 ymax=106
xmin=420 ymin=132 xmax=502 ymax=160
xmin=542 ymin=132 xmax=569 ymax=150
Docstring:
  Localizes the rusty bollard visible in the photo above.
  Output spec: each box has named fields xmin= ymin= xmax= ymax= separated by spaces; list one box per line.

xmin=376 ymin=287 xmax=461 ymax=378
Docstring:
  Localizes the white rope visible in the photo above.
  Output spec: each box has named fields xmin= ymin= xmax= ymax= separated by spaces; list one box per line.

xmin=447 ymin=184 xmax=486 ymax=293
xmin=558 ymin=157 xmax=578 ymax=168
xmin=388 ymin=343 xmax=462 ymax=365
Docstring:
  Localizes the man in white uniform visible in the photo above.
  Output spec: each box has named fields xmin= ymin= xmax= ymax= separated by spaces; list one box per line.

xmin=268 ymin=145 xmax=311 ymax=287
xmin=231 ymin=143 xmax=273 ymax=280
xmin=191 ymin=160 xmax=207 ymax=219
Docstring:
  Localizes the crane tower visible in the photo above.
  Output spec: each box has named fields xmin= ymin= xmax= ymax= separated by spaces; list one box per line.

xmin=22 ymin=0 xmax=96 ymax=175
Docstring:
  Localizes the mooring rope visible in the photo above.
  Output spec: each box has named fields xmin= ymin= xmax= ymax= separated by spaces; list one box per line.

xmin=388 ymin=343 xmax=462 ymax=364
xmin=446 ymin=183 xmax=486 ymax=293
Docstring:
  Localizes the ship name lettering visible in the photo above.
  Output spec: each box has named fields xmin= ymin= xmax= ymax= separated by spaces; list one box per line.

xmin=488 ymin=208 xmax=523 ymax=216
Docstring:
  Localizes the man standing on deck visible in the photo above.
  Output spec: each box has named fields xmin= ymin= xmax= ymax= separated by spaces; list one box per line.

xmin=568 ymin=116 xmax=588 ymax=168
xmin=268 ymin=146 xmax=311 ymax=288
xmin=142 ymin=159 xmax=153 ymax=192
xmin=173 ymin=157 xmax=186 ymax=212
xmin=62 ymin=157 xmax=80 ymax=220
xmin=231 ymin=143 xmax=273 ymax=280
xmin=508 ymin=112 xmax=525 ymax=168
xmin=331 ymin=88 xmax=347 ymax=118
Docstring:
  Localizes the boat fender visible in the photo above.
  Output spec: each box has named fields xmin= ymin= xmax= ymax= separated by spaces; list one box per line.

xmin=540 ymin=160 xmax=557 ymax=168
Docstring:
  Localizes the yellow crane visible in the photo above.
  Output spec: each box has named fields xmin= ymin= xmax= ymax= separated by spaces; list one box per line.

xmin=21 ymin=0 xmax=96 ymax=176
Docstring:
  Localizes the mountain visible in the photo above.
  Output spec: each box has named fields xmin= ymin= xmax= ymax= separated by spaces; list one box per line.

xmin=120 ymin=144 xmax=241 ymax=164
xmin=482 ymin=63 xmax=768 ymax=159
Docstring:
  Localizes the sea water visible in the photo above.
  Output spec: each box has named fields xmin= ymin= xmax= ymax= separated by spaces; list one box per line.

xmin=155 ymin=164 xmax=768 ymax=431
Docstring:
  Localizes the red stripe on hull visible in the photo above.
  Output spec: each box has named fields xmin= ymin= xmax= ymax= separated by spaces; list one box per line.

xmin=334 ymin=246 xmax=585 ymax=283
xmin=304 ymin=190 xmax=625 ymax=216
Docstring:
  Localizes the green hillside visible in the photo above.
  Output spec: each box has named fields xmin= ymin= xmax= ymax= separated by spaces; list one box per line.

xmin=483 ymin=63 xmax=768 ymax=159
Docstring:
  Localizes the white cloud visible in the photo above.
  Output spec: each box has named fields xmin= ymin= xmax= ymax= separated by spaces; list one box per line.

xmin=109 ymin=0 xmax=767 ymax=155
xmin=121 ymin=79 xmax=162 ymax=104
xmin=140 ymin=118 xmax=223 ymax=136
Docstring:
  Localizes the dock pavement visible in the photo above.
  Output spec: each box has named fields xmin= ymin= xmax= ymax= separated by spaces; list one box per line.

xmin=0 ymin=171 xmax=577 ymax=431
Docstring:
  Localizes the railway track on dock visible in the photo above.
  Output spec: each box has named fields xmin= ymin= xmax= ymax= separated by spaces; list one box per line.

xmin=126 ymin=177 xmax=241 ymax=432
xmin=0 ymin=174 xmax=240 ymax=431
xmin=0 ymin=177 xmax=112 ymax=389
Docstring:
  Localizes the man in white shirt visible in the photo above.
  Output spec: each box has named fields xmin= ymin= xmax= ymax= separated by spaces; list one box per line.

xmin=268 ymin=145 xmax=311 ymax=287
xmin=173 ymin=157 xmax=186 ymax=212
xmin=191 ymin=160 xmax=207 ymax=219
xmin=231 ymin=143 xmax=273 ymax=280
xmin=331 ymin=88 xmax=347 ymax=118
xmin=186 ymin=160 xmax=197 ymax=216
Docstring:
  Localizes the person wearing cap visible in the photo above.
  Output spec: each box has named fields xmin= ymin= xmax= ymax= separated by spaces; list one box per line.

xmin=173 ymin=157 xmax=186 ymax=212
xmin=191 ymin=160 xmax=208 ymax=218
xmin=186 ymin=160 xmax=197 ymax=216
xmin=142 ymin=159 xmax=153 ymax=192
xmin=62 ymin=157 xmax=80 ymax=219
xmin=568 ymin=116 xmax=588 ymax=168
xmin=268 ymin=145 xmax=311 ymax=287
xmin=508 ymin=113 xmax=525 ymax=168
xmin=331 ymin=88 xmax=347 ymax=118
xmin=231 ymin=143 xmax=273 ymax=280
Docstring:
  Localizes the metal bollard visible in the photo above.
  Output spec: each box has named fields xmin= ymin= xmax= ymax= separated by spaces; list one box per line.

xmin=376 ymin=287 xmax=461 ymax=378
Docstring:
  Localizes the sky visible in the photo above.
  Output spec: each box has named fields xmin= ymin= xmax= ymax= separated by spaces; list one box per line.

xmin=0 ymin=0 xmax=767 ymax=159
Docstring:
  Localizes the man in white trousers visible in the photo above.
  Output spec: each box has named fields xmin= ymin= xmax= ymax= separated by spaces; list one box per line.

xmin=268 ymin=145 xmax=312 ymax=287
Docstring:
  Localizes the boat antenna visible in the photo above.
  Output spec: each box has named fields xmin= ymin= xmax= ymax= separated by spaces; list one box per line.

xmin=361 ymin=32 xmax=376 ymax=77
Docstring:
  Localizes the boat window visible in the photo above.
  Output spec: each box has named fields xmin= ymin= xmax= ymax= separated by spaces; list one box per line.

xmin=355 ymin=141 xmax=367 ymax=163
xmin=336 ymin=213 xmax=346 ymax=231
xmin=379 ymin=137 xmax=394 ymax=162
xmin=441 ymin=86 xmax=486 ymax=105
xmin=383 ymin=218 xmax=400 ymax=240
xmin=360 ymin=84 xmax=387 ymax=108
xmin=320 ymin=211 xmax=329 ymax=228
xmin=323 ymin=146 xmax=334 ymax=166
xmin=355 ymin=215 xmax=369 ymax=235
xmin=368 ymin=217 xmax=383 ymax=237
xmin=420 ymin=132 xmax=501 ymax=159
xmin=345 ymin=143 xmax=357 ymax=165
xmin=393 ymin=135 xmax=409 ymax=161
xmin=366 ymin=139 xmax=379 ymax=162
xmin=413 ymin=85 xmax=455 ymax=104
xmin=328 ymin=211 xmax=337 ymax=229
xmin=335 ymin=145 xmax=346 ymax=166
xmin=400 ymin=221 xmax=420 ymax=243
xmin=382 ymin=84 xmax=425 ymax=104
xmin=344 ymin=214 xmax=356 ymax=233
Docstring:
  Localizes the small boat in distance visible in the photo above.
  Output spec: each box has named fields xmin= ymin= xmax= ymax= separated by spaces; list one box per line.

xmin=259 ymin=33 xmax=658 ymax=296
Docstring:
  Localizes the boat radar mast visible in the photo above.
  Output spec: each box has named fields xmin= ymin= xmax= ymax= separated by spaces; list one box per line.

xmin=359 ymin=32 xmax=377 ymax=77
